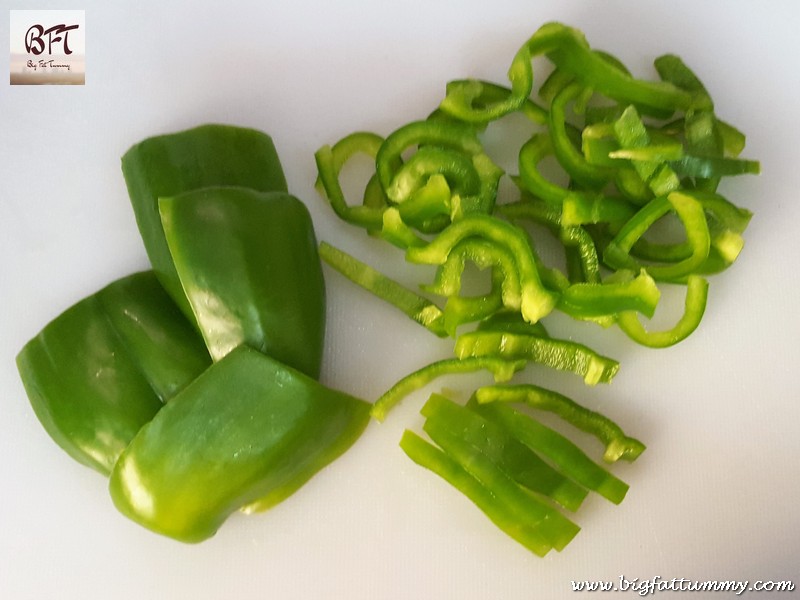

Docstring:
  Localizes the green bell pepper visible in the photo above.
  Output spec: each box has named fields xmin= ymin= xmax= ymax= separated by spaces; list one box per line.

xmin=159 ymin=187 xmax=326 ymax=378
xmin=121 ymin=124 xmax=288 ymax=325
xmin=16 ymin=271 xmax=211 ymax=475
xmin=109 ymin=345 xmax=370 ymax=543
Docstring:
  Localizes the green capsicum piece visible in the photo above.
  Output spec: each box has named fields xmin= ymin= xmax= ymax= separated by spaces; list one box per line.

xmin=109 ymin=345 xmax=370 ymax=543
xmin=418 ymin=400 xmax=581 ymax=551
xmin=159 ymin=187 xmax=326 ymax=378
xmin=399 ymin=430 xmax=554 ymax=557
xmin=16 ymin=271 xmax=211 ymax=475
xmin=122 ymin=124 xmax=288 ymax=325
xmin=469 ymin=399 xmax=631 ymax=504
xmin=405 ymin=214 xmax=558 ymax=324
xmin=371 ymin=356 xmax=525 ymax=422
xmin=474 ymin=384 xmax=646 ymax=462
xmin=318 ymin=241 xmax=447 ymax=338
xmin=454 ymin=330 xmax=619 ymax=386
xmin=422 ymin=394 xmax=589 ymax=512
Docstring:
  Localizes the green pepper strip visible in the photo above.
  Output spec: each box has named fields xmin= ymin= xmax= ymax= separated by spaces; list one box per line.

xmin=617 ymin=275 xmax=709 ymax=348
xmin=540 ymin=22 xmax=701 ymax=113
xmin=558 ymin=269 xmax=661 ymax=320
xmin=623 ymin=190 xmax=750 ymax=268
xmin=499 ymin=198 xmax=601 ymax=285
xmin=443 ymin=79 xmax=549 ymax=126
xmin=612 ymin=105 xmax=681 ymax=197
xmin=477 ymin=309 xmax=549 ymax=338
xmin=420 ymin=411 xmax=580 ymax=551
xmin=441 ymin=269 xmax=505 ymax=337
xmin=318 ymin=242 xmax=447 ymax=338
xmin=375 ymin=120 xmax=502 ymax=218
xmin=549 ymin=82 xmax=614 ymax=189
xmin=424 ymin=237 xmax=523 ymax=313
xmin=399 ymin=430 xmax=553 ymax=557
xmin=314 ymin=134 xmax=385 ymax=231
xmin=561 ymin=192 xmax=638 ymax=228
xmin=440 ymin=21 xmax=699 ymax=124
xmin=517 ymin=133 xmax=568 ymax=205
xmin=670 ymin=155 xmax=761 ymax=179
xmin=469 ymin=400 xmax=630 ymax=504
xmin=454 ymin=331 xmax=619 ymax=386
xmin=371 ymin=357 xmax=526 ymax=422
xmin=604 ymin=191 xmax=711 ymax=281
xmin=475 ymin=385 xmax=646 ymax=463
xmin=406 ymin=214 xmax=558 ymax=324
xmin=422 ymin=394 xmax=588 ymax=512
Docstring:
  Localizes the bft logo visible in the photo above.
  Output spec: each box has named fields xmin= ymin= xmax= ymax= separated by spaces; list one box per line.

xmin=25 ymin=23 xmax=80 ymax=55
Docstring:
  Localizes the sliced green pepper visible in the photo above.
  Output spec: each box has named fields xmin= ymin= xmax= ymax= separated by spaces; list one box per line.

xmin=399 ymin=430 xmax=554 ymax=556
xmin=422 ymin=395 xmax=589 ymax=511
xmin=406 ymin=214 xmax=558 ymax=324
xmin=109 ymin=345 xmax=370 ymax=543
xmin=616 ymin=275 xmax=709 ymax=348
xmin=122 ymin=124 xmax=288 ymax=325
xmin=455 ymin=330 xmax=619 ymax=386
xmin=159 ymin=187 xmax=326 ymax=378
xmin=16 ymin=271 xmax=211 ymax=475
xmin=475 ymin=384 xmax=646 ymax=462
xmin=318 ymin=241 xmax=447 ymax=337
xmin=371 ymin=356 xmax=525 ymax=422
xmin=470 ymin=400 xmax=630 ymax=504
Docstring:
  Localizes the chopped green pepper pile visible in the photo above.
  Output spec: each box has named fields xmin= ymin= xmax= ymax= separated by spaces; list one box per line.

xmin=17 ymin=124 xmax=370 ymax=543
xmin=16 ymin=22 xmax=758 ymax=557
xmin=315 ymin=22 xmax=758 ymax=555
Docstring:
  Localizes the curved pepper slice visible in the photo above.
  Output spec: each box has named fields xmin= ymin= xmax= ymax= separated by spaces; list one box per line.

xmin=616 ymin=275 xmax=709 ymax=348
xmin=16 ymin=271 xmax=211 ymax=475
xmin=455 ymin=330 xmax=619 ymax=386
xmin=474 ymin=384 xmax=646 ymax=462
xmin=122 ymin=124 xmax=288 ymax=325
xmin=109 ymin=345 xmax=370 ymax=543
xmin=405 ymin=214 xmax=558 ymax=324
xmin=159 ymin=187 xmax=325 ymax=379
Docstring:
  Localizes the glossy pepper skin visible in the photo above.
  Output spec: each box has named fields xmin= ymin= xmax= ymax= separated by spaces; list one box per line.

xmin=109 ymin=345 xmax=370 ymax=543
xmin=159 ymin=187 xmax=326 ymax=378
xmin=121 ymin=124 xmax=288 ymax=326
xmin=16 ymin=271 xmax=211 ymax=475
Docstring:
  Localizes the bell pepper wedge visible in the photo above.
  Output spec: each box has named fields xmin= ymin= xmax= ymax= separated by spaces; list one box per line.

xmin=109 ymin=345 xmax=370 ymax=543
xmin=16 ymin=271 xmax=211 ymax=475
xmin=121 ymin=124 xmax=288 ymax=325
xmin=158 ymin=187 xmax=326 ymax=378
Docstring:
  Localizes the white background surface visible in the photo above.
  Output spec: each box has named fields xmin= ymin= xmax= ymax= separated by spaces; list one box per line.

xmin=2 ymin=1 xmax=799 ymax=598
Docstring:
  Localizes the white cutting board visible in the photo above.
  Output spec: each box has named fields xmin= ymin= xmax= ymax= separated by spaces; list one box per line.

xmin=1 ymin=1 xmax=798 ymax=598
